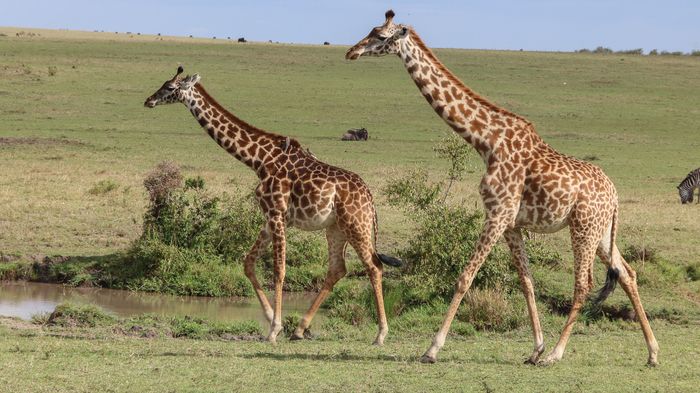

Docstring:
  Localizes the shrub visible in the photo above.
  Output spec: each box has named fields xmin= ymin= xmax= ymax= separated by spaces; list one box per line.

xmin=397 ymin=203 xmax=516 ymax=300
xmin=525 ymin=238 xmax=563 ymax=268
xmin=44 ymin=303 xmax=116 ymax=327
xmin=47 ymin=66 xmax=57 ymax=76
xmin=185 ymin=176 xmax=205 ymax=190
xmin=88 ymin=179 xmax=118 ymax=195
xmin=686 ymin=263 xmax=700 ymax=281
xmin=170 ymin=316 xmax=207 ymax=338
xmin=433 ymin=134 xmax=477 ymax=200
xmin=123 ymin=239 xmax=253 ymax=297
xmin=143 ymin=161 xmax=183 ymax=209
xmin=593 ymin=46 xmax=613 ymax=54
xmin=648 ymin=49 xmax=658 ymax=56
xmin=383 ymin=170 xmax=441 ymax=210
xmin=615 ymin=48 xmax=643 ymax=55
xmin=282 ymin=312 xmax=302 ymax=336
xmin=622 ymin=244 xmax=657 ymax=263
xmin=456 ymin=288 xmax=526 ymax=332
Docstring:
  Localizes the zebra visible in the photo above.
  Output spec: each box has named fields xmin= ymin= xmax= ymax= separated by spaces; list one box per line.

xmin=678 ymin=168 xmax=700 ymax=204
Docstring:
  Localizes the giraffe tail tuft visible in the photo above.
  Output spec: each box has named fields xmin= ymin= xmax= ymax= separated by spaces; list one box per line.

xmin=592 ymin=267 xmax=619 ymax=305
xmin=374 ymin=253 xmax=403 ymax=268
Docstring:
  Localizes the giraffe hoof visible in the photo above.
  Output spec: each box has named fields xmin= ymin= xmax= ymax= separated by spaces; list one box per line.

xmin=419 ymin=354 xmax=437 ymax=364
xmin=647 ymin=359 xmax=659 ymax=368
xmin=536 ymin=357 xmax=558 ymax=367
xmin=290 ymin=329 xmax=313 ymax=341
xmin=524 ymin=357 xmax=537 ymax=365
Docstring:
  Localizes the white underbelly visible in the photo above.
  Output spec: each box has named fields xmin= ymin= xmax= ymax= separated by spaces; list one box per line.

xmin=287 ymin=207 xmax=336 ymax=231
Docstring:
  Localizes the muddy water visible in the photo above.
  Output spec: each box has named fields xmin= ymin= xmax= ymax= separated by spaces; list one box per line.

xmin=0 ymin=281 xmax=322 ymax=324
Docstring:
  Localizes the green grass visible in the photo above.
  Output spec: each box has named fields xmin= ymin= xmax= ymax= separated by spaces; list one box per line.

xmin=1 ymin=316 xmax=699 ymax=392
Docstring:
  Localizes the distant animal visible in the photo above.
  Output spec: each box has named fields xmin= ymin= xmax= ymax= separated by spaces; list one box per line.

xmin=144 ymin=66 xmax=401 ymax=346
xmin=324 ymin=41 xmax=330 ymax=45
xmin=237 ymin=37 xmax=246 ymax=43
xmin=341 ymin=128 xmax=369 ymax=141
xmin=678 ymin=167 xmax=700 ymax=204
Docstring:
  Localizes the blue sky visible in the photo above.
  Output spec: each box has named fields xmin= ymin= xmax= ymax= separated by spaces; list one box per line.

xmin=2 ymin=1 xmax=699 ymax=52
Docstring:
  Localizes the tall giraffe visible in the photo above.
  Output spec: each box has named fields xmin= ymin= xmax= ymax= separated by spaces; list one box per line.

xmin=346 ymin=11 xmax=658 ymax=366
xmin=144 ymin=66 xmax=402 ymax=345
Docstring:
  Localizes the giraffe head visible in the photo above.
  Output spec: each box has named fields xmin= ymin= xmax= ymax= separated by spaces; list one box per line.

xmin=345 ymin=10 xmax=409 ymax=60
xmin=144 ymin=66 xmax=201 ymax=108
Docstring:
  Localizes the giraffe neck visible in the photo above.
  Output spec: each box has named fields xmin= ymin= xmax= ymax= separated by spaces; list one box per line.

xmin=399 ymin=31 xmax=538 ymax=162
xmin=182 ymin=84 xmax=289 ymax=178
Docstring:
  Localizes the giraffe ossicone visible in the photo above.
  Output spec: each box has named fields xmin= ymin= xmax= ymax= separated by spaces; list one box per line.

xmin=144 ymin=66 xmax=402 ymax=345
xmin=347 ymin=10 xmax=659 ymax=367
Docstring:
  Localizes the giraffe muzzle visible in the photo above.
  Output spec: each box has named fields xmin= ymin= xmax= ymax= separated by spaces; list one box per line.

xmin=345 ymin=47 xmax=362 ymax=60
xmin=144 ymin=99 xmax=157 ymax=108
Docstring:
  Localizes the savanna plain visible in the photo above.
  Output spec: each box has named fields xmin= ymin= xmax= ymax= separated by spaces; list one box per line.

xmin=0 ymin=28 xmax=699 ymax=392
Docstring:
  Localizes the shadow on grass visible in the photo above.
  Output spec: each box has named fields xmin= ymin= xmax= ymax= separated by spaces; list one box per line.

xmin=240 ymin=351 xmax=409 ymax=363
xmin=239 ymin=350 xmax=520 ymax=366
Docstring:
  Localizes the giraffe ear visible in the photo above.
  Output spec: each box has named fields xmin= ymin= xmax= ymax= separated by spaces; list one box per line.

xmin=180 ymin=74 xmax=201 ymax=90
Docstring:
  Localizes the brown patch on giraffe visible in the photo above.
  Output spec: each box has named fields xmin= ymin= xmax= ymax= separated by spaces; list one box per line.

xmin=470 ymin=119 xmax=486 ymax=133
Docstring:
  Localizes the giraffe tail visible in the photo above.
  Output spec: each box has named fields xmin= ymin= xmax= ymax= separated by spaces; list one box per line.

xmin=593 ymin=207 xmax=620 ymax=305
xmin=370 ymin=196 xmax=403 ymax=268
xmin=592 ymin=267 xmax=619 ymax=305
xmin=374 ymin=253 xmax=403 ymax=268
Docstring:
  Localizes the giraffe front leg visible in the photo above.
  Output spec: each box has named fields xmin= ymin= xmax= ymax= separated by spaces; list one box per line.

xmin=421 ymin=217 xmax=509 ymax=363
xmin=267 ymin=214 xmax=286 ymax=344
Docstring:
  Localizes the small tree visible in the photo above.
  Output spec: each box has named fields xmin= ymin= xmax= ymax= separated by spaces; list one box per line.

xmin=433 ymin=133 xmax=476 ymax=202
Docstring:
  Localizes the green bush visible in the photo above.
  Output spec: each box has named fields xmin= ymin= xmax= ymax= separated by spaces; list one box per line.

xmin=44 ymin=303 xmax=116 ymax=328
xmin=123 ymin=239 xmax=253 ymax=297
xmin=622 ymin=244 xmax=658 ymax=263
xmin=126 ymin=162 xmax=328 ymax=296
xmin=383 ymin=170 xmax=441 ymax=210
xmin=88 ymin=179 xmax=118 ymax=195
xmin=686 ymin=263 xmax=700 ymax=281
xmin=525 ymin=238 xmax=563 ymax=268
xmin=398 ymin=205 xmax=516 ymax=300
xmin=456 ymin=288 xmax=527 ymax=332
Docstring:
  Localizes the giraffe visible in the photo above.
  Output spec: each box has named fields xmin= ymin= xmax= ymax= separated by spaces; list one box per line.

xmin=144 ymin=66 xmax=402 ymax=345
xmin=346 ymin=10 xmax=658 ymax=366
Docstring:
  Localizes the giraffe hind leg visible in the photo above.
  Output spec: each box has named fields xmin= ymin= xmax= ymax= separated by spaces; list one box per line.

xmin=243 ymin=228 xmax=273 ymax=323
xmin=291 ymin=225 xmax=347 ymax=340
xmin=596 ymin=228 xmax=659 ymax=366
xmin=538 ymin=225 xmax=600 ymax=366
xmin=503 ymin=229 xmax=545 ymax=364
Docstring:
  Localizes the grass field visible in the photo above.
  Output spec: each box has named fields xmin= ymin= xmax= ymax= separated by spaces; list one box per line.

xmin=1 ymin=317 xmax=699 ymax=393
xmin=1 ymin=27 xmax=699 ymax=392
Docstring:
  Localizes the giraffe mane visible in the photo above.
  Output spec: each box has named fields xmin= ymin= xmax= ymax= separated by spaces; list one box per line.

xmin=193 ymin=83 xmax=301 ymax=148
xmin=408 ymin=29 xmax=533 ymax=127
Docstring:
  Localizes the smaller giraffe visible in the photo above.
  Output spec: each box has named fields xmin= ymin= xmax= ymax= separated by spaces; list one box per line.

xmin=144 ymin=66 xmax=402 ymax=345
